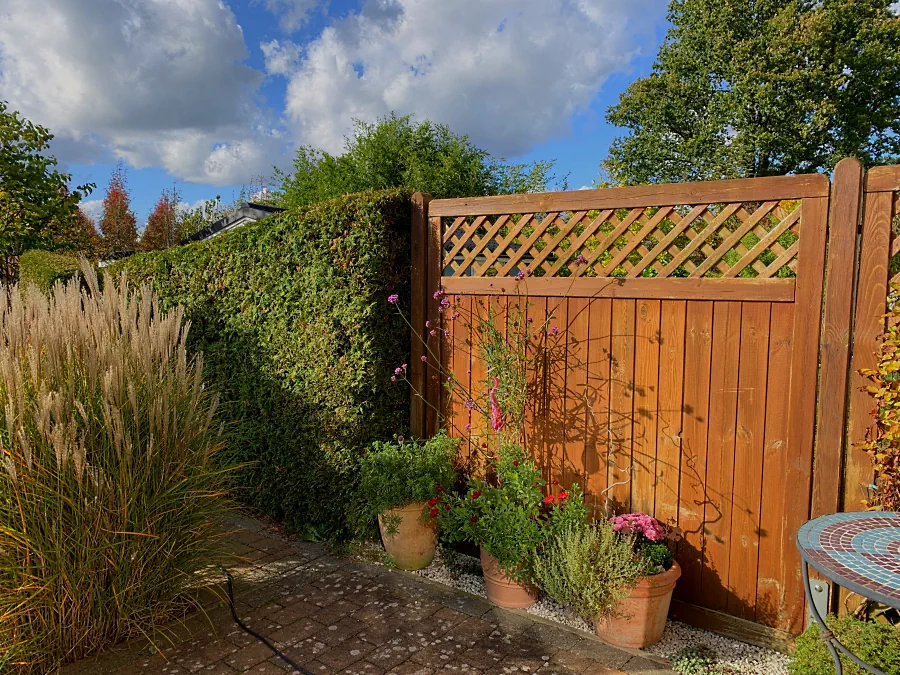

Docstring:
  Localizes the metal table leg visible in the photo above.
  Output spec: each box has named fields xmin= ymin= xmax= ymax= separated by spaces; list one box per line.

xmin=802 ymin=563 xmax=888 ymax=675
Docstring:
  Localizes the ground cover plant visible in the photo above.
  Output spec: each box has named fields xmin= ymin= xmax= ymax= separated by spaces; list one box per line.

xmin=0 ymin=265 xmax=231 ymax=673
xmin=110 ymin=188 xmax=412 ymax=541
xmin=789 ymin=614 xmax=900 ymax=675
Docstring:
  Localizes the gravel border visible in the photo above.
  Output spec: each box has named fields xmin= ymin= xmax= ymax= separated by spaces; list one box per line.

xmin=354 ymin=544 xmax=791 ymax=675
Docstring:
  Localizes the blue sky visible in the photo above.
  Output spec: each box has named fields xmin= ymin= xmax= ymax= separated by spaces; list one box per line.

xmin=0 ymin=0 xmax=670 ymax=228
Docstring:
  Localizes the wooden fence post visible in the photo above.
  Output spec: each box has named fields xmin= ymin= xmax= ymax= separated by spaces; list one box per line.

xmin=813 ymin=158 xmax=863 ymax=520
xmin=425 ymin=212 xmax=442 ymax=436
xmin=410 ymin=192 xmax=431 ymax=438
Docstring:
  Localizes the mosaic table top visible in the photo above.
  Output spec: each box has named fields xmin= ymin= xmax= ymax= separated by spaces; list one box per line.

xmin=797 ymin=511 xmax=900 ymax=609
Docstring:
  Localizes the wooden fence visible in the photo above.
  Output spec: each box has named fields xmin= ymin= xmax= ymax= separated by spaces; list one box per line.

xmin=407 ymin=159 xmax=895 ymax=648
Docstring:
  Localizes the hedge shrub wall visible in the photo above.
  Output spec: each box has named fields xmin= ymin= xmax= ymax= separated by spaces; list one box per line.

xmin=19 ymin=249 xmax=81 ymax=291
xmin=109 ymin=189 xmax=412 ymax=541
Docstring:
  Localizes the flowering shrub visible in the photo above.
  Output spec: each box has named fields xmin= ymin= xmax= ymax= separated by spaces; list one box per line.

xmin=610 ymin=512 xmax=676 ymax=574
xmin=360 ymin=431 xmax=459 ymax=520
xmin=438 ymin=443 xmax=587 ymax=583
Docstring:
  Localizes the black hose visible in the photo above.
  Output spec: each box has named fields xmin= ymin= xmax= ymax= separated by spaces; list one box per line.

xmin=218 ymin=565 xmax=316 ymax=675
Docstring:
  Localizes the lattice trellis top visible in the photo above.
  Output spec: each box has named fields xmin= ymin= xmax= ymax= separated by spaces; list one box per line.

xmin=441 ymin=200 xmax=802 ymax=279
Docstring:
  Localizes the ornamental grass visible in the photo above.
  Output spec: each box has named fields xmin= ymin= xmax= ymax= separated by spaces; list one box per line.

xmin=0 ymin=264 xmax=232 ymax=673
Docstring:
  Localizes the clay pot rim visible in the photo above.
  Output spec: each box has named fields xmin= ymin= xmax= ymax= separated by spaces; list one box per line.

xmin=633 ymin=560 xmax=682 ymax=589
xmin=381 ymin=500 xmax=429 ymax=514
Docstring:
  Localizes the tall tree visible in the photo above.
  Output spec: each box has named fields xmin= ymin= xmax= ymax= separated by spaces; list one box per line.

xmin=140 ymin=190 xmax=180 ymax=251
xmin=98 ymin=163 xmax=137 ymax=254
xmin=276 ymin=113 xmax=561 ymax=209
xmin=44 ymin=207 xmax=101 ymax=257
xmin=0 ymin=101 xmax=93 ymax=264
xmin=603 ymin=0 xmax=900 ymax=184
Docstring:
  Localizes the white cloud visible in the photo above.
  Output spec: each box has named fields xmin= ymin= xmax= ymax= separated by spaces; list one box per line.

xmin=261 ymin=40 xmax=303 ymax=77
xmin=79 ymin=199 xmax=104 ymax=224
xmin=274 ymin=0 xmax=665 ymax=156
xmin=0 ymin=0 xmax=288 ymax=185
xmin=262 ymin=0 xmax=322 ymax=32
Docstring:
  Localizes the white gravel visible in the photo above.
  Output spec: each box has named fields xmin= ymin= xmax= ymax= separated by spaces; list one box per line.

xmin=355 ymin=543 xmax=792 ymax=675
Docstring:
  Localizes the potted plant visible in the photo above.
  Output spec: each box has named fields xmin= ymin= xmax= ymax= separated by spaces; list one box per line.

xmin=360 ymin=431 xmax=458 ymax=570
xmin=440 ymin=443 xmax=587 ymax=608
xmin=594 ymin=513 xmax=681 ymax=648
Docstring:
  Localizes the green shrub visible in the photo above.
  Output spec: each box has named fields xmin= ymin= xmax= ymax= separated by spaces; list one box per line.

xmin=108 ymin=189 xmax=412 ymax=541
xmin=17 ymin=249 xmax=81 ymax=291
xmin=0 ymin=266 xmax=231 ymax=672
xmin=790 ymin=615 xmax=900 ymax=675
xmin=532 ymin=521 xmax=644 ymax=621
xmin=638 ymin=540 xmax=675 ymax=573
xmin=360 ymin=431 xmax=459 ymax=519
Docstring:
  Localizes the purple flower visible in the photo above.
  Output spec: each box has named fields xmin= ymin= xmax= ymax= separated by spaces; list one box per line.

xmin=398 ymin=435 xmax=405 ymax=442
xmin=387 ymin=294 xmax=399 ymax=304
xmin=450 ymin=312 xmax=460 ymax=320
xmin=443 ymin=330 xmax=450 ymax=337
xmin=433 ymin=289 xmax=444 ymax=300
xmin=429 ymin=329 xmax=437 ymax=336
xmin=575 ymin=254 xmax=587 ymax=264
xmin=464 ymin=398 xmax=476 ymax=410
xmin=391 ymin=375 xmax=397 ymax=382
xmin=515 ymin=271 xmax=526 ymax=280
xmin=464 ymin=424 xmax=472 ymax=433
xmin=425 ymin=320 xmax=431 ymax=328
xmin=527 ymin=317 xmax=533 ymax=323
xmin=421 ymin=355 xmax=428 ymax=361
xmin=550 ymin=325 xmax=559 ymax=335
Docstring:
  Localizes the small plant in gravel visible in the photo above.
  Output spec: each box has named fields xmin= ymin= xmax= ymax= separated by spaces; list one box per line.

xmin=670 ymin=646 xmax=736 ymax=675
xmin=438 ymin=443 xmax=587 ymax=583
xmin=532 ymin=520 xmax=644 ymax=622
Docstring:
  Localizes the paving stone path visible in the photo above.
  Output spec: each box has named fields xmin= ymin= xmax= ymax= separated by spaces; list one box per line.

xmin=63 ymin=515 xmax=673 ymax=675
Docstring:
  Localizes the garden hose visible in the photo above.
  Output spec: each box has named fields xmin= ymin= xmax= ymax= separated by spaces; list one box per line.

xmin=218 ymin=565 xmax=316 ymax=675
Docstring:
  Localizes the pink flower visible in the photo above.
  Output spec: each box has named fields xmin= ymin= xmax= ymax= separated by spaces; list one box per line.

xmin=387 ymin=294 xmax=399 ymax=304
xmin=550 ymin=325 xmax=559 ymax=335
xmin=421 ymin=355 xmax=428 ymax=361
xmin=543 ymin=494 xmax=556 ymax=504
xmin=609 ymin=513 xmax=667 ymax=541
xmin=464 ymin=398 xmax=476 ymax=411
xmin=489 ymin=376 xmax=504 ymax=432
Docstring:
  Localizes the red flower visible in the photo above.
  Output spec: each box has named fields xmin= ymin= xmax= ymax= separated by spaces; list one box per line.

xmin=543 ymin=494 xmax=556 ymax=504
xmin=428 ymin=497 xmax=439 ymax=507
xmin=481 ymin=442 xmax=487 ymax=449
xmin=512 ymin=460 xmax=519 ymax=467
xmin=552 ymin=479 xmax=559 ymax=485
xmin=444 ymin=505 xmax=451 ymax=511
xmin=470 ymin=516 xmax=478 ymax=523
xmin=558 ymin=491 xmax=569 ymax=501
xmin=436 ymin=485 xmax=443 ymax=492
xmin=430 ymin=508 xmax=439 ymax=518
xmin=471 ymin=491 xmax=481 ymax=499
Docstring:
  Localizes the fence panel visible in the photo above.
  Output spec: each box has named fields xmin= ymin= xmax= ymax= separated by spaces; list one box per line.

xmin=413 ymin=174 xmax=831 ymax=644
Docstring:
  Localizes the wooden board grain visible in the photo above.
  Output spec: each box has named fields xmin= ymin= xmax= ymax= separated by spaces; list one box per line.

xmin=609 ymin=299 xmax=637 ymax=512
xmin=655 ymin=301 xmax=686 ymax=528
xmin=726 ymin=302 xmax=772 ymax=621
xmin=564 ymin=298 xmax=591 ymax=492
xmin=699 ymin=301 xmax=742 ymax=611
xmin=585 ymin=299 xmax=613 ymax=519
xmin=632 ymin=299 xmax=661 ymax=514
xmin=677 ymin=301 xmax=713 ymax=603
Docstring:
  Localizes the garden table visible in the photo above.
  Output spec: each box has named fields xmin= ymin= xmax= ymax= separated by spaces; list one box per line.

xmin=796 ymin=511 xmax=900 ymax=675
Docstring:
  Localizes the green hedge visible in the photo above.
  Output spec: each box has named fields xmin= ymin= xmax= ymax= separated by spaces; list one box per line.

xmin=790 ymin=615 xmax=900 ymax=675
xmin=109 ymin=189 xmax=412 ymax=541
xmin=19 ymin=249 xmax=81 ymax=291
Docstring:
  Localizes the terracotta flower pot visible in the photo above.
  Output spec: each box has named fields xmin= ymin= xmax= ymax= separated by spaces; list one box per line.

xmin=480 ymin=547 xmax=538 ymax=609
xmin=378 ymin=501 xmax=437 ymax=570
xmin=594 ymin=561 xmax=681 ymax=649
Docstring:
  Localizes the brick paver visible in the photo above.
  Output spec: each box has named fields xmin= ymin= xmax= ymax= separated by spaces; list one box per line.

xmin=62 ymin=514 xmax=673 ymax=675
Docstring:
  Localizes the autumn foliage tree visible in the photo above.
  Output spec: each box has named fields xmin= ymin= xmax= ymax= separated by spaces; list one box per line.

xmin=140 ymin=190 xmax=180 ymax=251
xmin=98 ymin=163 xmax=137 ymax=255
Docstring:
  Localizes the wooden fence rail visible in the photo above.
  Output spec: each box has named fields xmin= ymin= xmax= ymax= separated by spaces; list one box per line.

xmin=408 ymin=159 xmax=896 ymax=649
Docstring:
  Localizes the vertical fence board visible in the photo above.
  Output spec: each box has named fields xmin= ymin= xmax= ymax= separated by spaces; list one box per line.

xmin=655 ymin=300 xmax=686 ymax=528
xmin=633 ymin=299 xmax=662 ymax=513
xmin=727 ymin=302 xmax=772 ymax=621
xmin=545 ymin=299 xmax=568 ymax=489
xmin=564 ymin=298 xmax=591 ymax=491
xmin=609 ymin=299 xmax=637 ymax=512
xmin=526 ymin=297 xmax=549 ymax=461
xmin=699 ymin=301 xmax=742 ymax=611
xmin=677 ymin=301 xmax=713 ymax=603
xmin=813 ymin=159 xmax=862 ymax=518
xmin=846 ymin=191 xmax=892 ymax=511
xmin=586 ymin=299 xmax=612 ymax=518
xmin=757 ymin=302 xmax=797 ymax=632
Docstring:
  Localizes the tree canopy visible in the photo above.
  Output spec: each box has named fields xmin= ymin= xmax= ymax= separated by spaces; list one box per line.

xmin=275 ymin=114 xmax=561 ymax=209
xmin=0 ymin=101 xmax=93 ymax=257
xmin=604 ymin=0 xmax=900 ymax=184
xmin=140 ymin=190 xmax=180 ymax=251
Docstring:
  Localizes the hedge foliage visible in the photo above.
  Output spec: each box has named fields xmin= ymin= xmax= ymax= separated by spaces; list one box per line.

xmin=109 ymin=189 xmax=412 ymax=541
xmin=18 ymin=249 xmax=81 ymax=291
